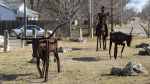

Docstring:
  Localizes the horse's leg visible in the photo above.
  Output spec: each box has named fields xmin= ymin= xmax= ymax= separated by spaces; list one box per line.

xmin=42 ymin=59 xmax=46 ymax=78
xmin=54 ymin=51 xmax=61 ymax=72
xmin=104 ymin=38 xmax=107 ymax=50
xmin=44 ymin=48 xmax=49 ymax=82
xmin=109 ymin=40 xmax=112 ymax=59
xmin=96 ymin=36 xmax=99 ymax=51
xmin=99 ymin=34 xmax=101 ymax=49
xmin=114 ymin=43 xmax=118 ymax=59
xmin=44 ymin=57 xmax=49 ymax=82
xmin=36 ymin=57 xmax=43 ymax=78
xmin=121 ymin=43 xmax=125 ymax=58
xmin=103 ymin=35 xmax=106 ymax=50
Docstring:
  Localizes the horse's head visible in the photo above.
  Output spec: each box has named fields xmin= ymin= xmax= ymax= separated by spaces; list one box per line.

xmin=126 ymin=35 xmax=132 ymax=46
xmin=127 ymin=27 xmax=133 ymax=46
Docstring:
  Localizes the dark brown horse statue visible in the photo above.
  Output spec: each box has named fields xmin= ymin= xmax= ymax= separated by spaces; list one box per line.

xmin=32 ymin=22 xmax=67 ymax=82
xmin=32 ymin=37 xmax=60 ymax=82
xmin=109 ymin=27 xmax=133 ymax=59
xmin=96 ymin=6 xmax=108 ymax=51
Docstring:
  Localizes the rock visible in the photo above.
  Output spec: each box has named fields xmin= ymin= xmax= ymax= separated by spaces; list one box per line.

xmin=111 ymin=67 xmax=122 ymax=76
xmin=110 ymin=61 xmax=149 ymax=76
xmin=122 ymin=61 xmax=136 ymax=76
xmin=132 ymin=64 xmax=149 ymax=75
xmin=136 ymin=43 xmax=149 ymax=48
xmin=144 ymin=46 xmax=150 ymax=55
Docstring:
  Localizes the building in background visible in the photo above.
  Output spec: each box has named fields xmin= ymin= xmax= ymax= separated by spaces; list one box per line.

xmin=0 ymin=0 xmax=39 ymax=21
xmin=0 ymin=1 xmax=16 ymax=20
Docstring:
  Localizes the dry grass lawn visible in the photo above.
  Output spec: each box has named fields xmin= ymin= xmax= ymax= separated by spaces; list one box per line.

xmin=0 ymin=37 xmax=150 ymax=84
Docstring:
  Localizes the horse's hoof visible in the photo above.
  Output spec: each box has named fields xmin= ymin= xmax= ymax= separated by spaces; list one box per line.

xmin=43 ymin=80 xmax=47 ymax=82
xmin=103 ymin=49 xmax=107 ymax=50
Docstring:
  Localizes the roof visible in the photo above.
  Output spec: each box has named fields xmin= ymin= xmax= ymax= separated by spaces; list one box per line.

xmin=0 ymin=1 xmax=12 ymax=10
xmin=0 ymin=0 xmax=19 ymax=14
xmin=17 ymin=4 xmax=39 ymax=17
xmin=4 ymin=0 xmax=23 ymax=10
xmin=0 ymin=1 xmax=39 ymax=17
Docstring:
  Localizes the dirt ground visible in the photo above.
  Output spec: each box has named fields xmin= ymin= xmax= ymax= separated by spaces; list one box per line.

xmin=0 ymin=37 xmax=150 ymax=84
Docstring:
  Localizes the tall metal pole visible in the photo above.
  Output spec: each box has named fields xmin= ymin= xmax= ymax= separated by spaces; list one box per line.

xmin=89 ymin=0 xmax=93 ymax=38
xmin=111 ymin=0 xmax=113 ymax=31
xmin=148 ymin=19 xmax=150 ymax=38
xmin=24 ymin=0 xmax=27 ymax=37
xmin=120 ymin=0 xmax=123 ymax=26
xmin=67 ymin=0 xmax=72 ymax=38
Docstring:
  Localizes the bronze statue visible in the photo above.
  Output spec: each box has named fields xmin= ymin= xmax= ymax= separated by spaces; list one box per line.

xmin=96 ymin=6 xmax=108 ymax=51
xmin=32 ymin=37 xmax=60 ymax=82
xmin=109 ymin=28 xmax=133 ymax=59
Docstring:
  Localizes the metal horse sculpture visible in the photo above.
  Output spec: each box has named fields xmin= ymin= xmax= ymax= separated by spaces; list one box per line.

xmin=32 ymin=37 xmax=60 ymax=82
xmin=32 ymin=22 xmax=67 ymax=82
xmin=109 ymin=27 xmax=133 ymax=59
xmin=96 ymin=6 xmax=108 ymax=51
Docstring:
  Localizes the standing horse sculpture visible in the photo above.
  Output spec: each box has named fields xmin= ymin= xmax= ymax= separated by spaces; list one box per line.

xmin=32 ymin=22 xmax=67 ymax=82
xmin=32 ymin=37 xmax=60 ymax=82
xmin=109 ymin=27 xmax=133 ymax=59
xmin=96 ymin=6 xmax=108 ymax=51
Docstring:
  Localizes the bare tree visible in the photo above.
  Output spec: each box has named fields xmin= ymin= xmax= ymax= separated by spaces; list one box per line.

xmin=141 ymin=0 xmax=150 ymax=20
xmin=30 ymin=0 xmax=85 ymax=37
xmin=28 ymin=0 xmax=129 ymax=36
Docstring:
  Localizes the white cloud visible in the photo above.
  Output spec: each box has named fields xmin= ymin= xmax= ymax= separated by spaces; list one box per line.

xmin=126 ymin=0 xmax=149 ymax=12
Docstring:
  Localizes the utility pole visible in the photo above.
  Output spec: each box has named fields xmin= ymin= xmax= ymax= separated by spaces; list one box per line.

xmin=148 ymin=19 xmax=150 ymax=38
xmin=120 ymin=0 xmax=123 ymax=26
xmin=89 ymin=0 xmax=93 ymax=38
xmin=24 ymin=0 xmax=27 ymax=37
xmin=110 ymin=0 xmax=114 ymax=32
xmin=67 ymin=0 xmax=72 ymax=38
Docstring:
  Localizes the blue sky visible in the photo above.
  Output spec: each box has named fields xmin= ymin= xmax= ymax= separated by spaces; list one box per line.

xmin=126 ymin=0 xmax=149 ymax=12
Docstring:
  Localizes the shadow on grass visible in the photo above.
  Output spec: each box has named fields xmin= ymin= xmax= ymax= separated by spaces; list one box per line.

xmin=138 ymin=51 xmax=149 ymax=56
xmin=72 ymin=57 xmax=99 ymax=62
xmin=101 ymin=74 xmax=113 ymax=77
xmin=0 ymin=73 xmax=32 ymax=81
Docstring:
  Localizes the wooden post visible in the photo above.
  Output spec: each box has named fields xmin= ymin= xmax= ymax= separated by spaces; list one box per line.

xmin=24 ymin=0 xmax=27 ymax=37
xmin=21 ymin=29 xmax=24 ymax=48
xmin=4 ymin=30 xmax=9 ymax=52
xmin=120 ymin=0 xmax=123 ymax=26
xmin=79 ymin=27 xmax=83 ymax=41
xmin=111 ymin=0 xmax=114 ymax=32
xmin=148 ymin=21 xmax=150 ymax=38
xmin=89 ymin=0 xmax=93 ymax=38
